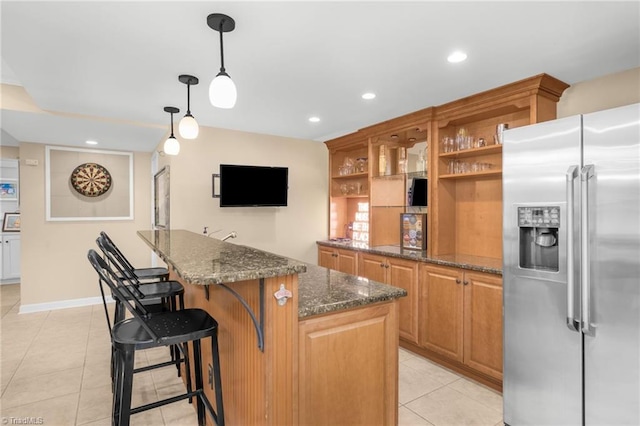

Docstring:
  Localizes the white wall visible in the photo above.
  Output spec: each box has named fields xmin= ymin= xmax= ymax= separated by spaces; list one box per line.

xmin=557 ymin=67 xmax=640 ymax=117
xmin=157 ymin=125 xmax=328 ymax=264
xmin=18 ymin=143 xmax=153 ymax=308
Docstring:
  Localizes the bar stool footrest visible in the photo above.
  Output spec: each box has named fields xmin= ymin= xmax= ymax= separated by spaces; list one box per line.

xmin=130 ymin=390 xmax=201 ymax=415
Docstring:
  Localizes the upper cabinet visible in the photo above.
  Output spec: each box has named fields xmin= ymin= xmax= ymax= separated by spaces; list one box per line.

xmin=323 ymin=74 xmax=569 ymax=258
xmin=325 ymin=132 xmax=370 ymax=243
xmin=363 ymin=108 xmax=432 ymax=247
xmin=431 ymin=74 xmax=569 ymax=260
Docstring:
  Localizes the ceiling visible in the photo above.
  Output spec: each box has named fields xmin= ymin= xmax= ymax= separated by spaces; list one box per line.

xmin=1 ymin=1 xmax=639 ymax=152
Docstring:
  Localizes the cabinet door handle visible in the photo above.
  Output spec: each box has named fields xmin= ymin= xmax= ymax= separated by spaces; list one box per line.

xmin=463 ymin=281 xmax=469 ymax=285
xmin=456 ymin=279 xmax=461 ymax=284
xmin=380 ymin=263 xmax=385 ymax=268
xmin=385 ymin=264 xmax=389 ymax=269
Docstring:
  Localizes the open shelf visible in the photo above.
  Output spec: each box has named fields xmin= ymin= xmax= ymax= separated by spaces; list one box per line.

xmin=331 ymin=194 xmax=369 ymax=199
xmin=439 ymin=170 xmax=502 ymax=180
xmin=331 ymin=172 xmax=368 ymax=180
xmin=439 ymin=144 xmax=502 ymax=159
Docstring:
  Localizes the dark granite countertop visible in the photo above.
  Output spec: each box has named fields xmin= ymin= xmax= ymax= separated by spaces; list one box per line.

xmin=297 ymin=263 xmax=407 ymax=319
xmin=138 ymin=229 xmax=307 ymax=285
xmin=317 ymin=240 xmax=502 ymax=275
xmin=138 ymin=230 xmax=407 ymax=319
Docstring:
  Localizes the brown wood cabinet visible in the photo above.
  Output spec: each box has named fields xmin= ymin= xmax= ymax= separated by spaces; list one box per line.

xmin=321 ymin=73 xmax=568 ymax=390
xmin=317 ymin=246 xmax=358 ymax=275
xmin=420 ymin=263 xmax=503 ymax=381
xmin=431 ymin=74 xmax=569 ymax=260
xmin=324 ymin=132 xmax=370 ymax=241
xmin=359 ymin=252 xmax=419 ymax=344
xmin=298 ymin=302 xmax=399 ymax=425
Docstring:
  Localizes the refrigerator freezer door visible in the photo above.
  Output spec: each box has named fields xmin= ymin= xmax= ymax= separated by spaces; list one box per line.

xmin=503 ymin=116 xmax=582 ymax=426
xmin=583 ymin=103 xmax=640 ymax=425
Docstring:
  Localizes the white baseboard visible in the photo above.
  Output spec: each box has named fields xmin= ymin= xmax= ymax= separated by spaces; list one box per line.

xmin=19 ymin=295 xmax=114 ymax=314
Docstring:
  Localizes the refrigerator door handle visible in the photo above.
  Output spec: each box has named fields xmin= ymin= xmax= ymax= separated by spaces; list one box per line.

xmin=581 ymin=164 xmax=596 ymax=336
xmin=566 ymin=165 xmax=580 ymax=332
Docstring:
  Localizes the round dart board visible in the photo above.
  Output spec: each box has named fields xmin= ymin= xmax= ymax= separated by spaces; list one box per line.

xmin=70 ymin=162 xmax=112 ymax=197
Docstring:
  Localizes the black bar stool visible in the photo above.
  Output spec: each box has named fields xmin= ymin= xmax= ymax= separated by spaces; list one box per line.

xmin=87 ymin=250 xmax=224 ymax=426
xmin=100 ymin=231 xmax=169 ymax=282
xmin=95 ymin=235 xmax=189 ymax=386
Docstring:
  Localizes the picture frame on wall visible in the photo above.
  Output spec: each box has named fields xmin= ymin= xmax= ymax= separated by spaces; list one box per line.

xmin=154 ymin=166 xmax=170 ymax=229
xmin=2 ymin=212 xmax=20 ymax=232
xmin=0 ymin=181 xmax=18 ymax=201
xmin=45 ymin=146 xmax=133 ymax=221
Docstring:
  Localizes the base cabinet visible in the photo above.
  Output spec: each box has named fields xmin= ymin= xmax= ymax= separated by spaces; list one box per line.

xmin=298 ymin=302 xmax=399 ymax=425
xmin=359 ymin=253 xmax=419 ymax=344
xmin=420 ymin=264 xmax=503 ymax=380
xmin=1 ymin=234 xmax=21 ymax=281
xmin=317 ymin=246 xmax=358 ymax=275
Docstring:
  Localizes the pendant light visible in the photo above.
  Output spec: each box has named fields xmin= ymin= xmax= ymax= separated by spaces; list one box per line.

xmin=178 ymin=75 xmax=199 ymax=139
xmin=163 ymin=106 xmax=180 ymax=156
xmin=207 ymin=13 xmax=237 ymax=109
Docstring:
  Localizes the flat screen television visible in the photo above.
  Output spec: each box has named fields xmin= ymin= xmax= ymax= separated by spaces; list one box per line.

xmin=217 ymin=164 xmax=288 ymax=207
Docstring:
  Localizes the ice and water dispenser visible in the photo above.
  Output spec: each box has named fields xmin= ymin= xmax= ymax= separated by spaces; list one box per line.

xmin=518 ymin=206 xmax=560 ymax=272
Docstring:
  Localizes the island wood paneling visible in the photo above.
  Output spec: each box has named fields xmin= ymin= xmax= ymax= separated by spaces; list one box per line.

xmin=298 ymin=302 xmax=399 ymax=425
xmin=173 ymin=270 xmax=298 ymax=426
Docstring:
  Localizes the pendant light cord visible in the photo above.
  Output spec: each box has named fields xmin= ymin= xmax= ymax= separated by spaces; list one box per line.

xmin=169 ymin=112 xmax=175 ymax=137
xmin=186 ymin=83 xmax=191 ymax=115
xmin=219 ymin=19 xmax=226 ymax=73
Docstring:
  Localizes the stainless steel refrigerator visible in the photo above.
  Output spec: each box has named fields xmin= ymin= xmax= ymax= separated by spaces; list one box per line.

xmin=502 ymin=103 xmax=640 ymax=425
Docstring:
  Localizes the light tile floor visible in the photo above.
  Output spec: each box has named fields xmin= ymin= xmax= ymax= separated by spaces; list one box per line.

xmin=1 ymin=284 xmax=504 ymax=425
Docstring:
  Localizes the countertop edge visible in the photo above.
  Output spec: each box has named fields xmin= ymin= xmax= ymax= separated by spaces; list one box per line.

xmin=137 ymin=230 xmax=307 ymax=285
xmin=317 ymin=240 xmax=503 ymax=276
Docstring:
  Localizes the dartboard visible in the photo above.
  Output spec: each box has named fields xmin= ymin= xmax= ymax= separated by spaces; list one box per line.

xmin=70 ymin=163 xmax=112 ymax=197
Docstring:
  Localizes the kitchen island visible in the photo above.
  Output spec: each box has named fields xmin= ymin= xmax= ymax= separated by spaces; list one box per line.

xmin=138 ymin=229 xmax=406 ymax=425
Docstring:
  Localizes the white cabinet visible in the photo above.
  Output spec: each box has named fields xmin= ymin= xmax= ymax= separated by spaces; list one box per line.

xmin=1 ymin=234 xmax=20 ymax=281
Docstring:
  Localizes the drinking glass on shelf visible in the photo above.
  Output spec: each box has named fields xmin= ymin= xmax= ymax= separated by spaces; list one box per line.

xmin=442 ymin=137 xmax=452 ymax=153
xmin=343 ymin=157 xmax=354 ymax=174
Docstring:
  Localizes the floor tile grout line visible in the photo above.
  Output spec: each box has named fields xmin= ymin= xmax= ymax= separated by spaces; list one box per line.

xmin=399 ymin=350 xmax=504 ymax=417
xmin=400 ymin=403 xmax=435 ymax=425
xmin=0 ymin=390 xmax=82 ymax=413
xmin=76 ymin=305 xmax=100 ymax=426
xmin=0 ymin=296 xmax=51 ymax=400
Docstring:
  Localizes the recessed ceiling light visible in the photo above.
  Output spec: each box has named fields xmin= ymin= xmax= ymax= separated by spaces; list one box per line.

xmin=447 ymin=51 xmax=467 ymax=63
xmin=362 ymin=92 xmax=376 ymax=100
xmin=85 ymin=140 xmax=98 ymax=145
xmin=309 ymin=116 xmax=320 ymax=123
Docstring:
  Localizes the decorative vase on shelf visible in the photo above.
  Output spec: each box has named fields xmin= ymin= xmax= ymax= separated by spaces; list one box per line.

xmin=416 ymin=150 xmax=425 ymax=173
xmin=398 ymin=147 xmax=407 ymax=174
xmin=379 ymin=145 xmax=387 ymax=176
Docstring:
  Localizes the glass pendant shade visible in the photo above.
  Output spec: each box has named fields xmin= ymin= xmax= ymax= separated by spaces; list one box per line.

xmin=179 ymin=114 xmax=199 ymax=139
xmin=164 ymin=136 xmax=180 ymax=155
xmin=209 ymin=72 xmax=237 ymax=109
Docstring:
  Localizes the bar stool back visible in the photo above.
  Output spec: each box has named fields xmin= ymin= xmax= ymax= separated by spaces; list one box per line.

xmin=100 ymin=231 xmax=169 ymax=281
xmin=87 ymin=249 xmax=224 ymax=426
xmin=96 ymin=234 xmax=183 ymax=324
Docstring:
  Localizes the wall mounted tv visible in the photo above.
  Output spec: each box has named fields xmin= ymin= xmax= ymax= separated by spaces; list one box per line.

xmin=215 ymin=164 xmax=288 ymax=207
